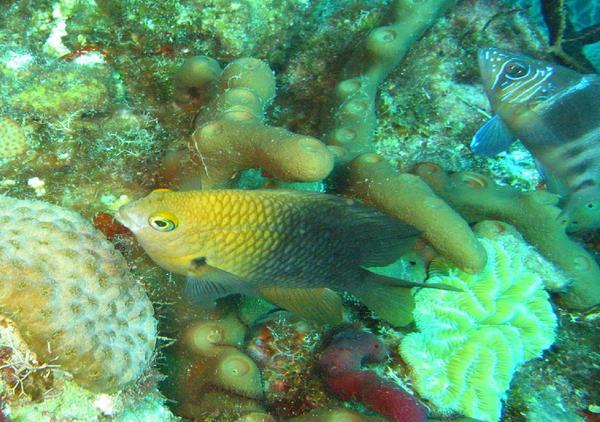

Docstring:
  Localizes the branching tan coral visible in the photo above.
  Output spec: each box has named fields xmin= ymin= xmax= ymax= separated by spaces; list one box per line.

xmin=324 ymin=0 xmax=459 ymax=158
xmin=185 ymin=57 xmax=335 ymax=189
xmin=173 ymin=56 xmax=222 ymax=110
xmin=340 ymin=153 xmax=486 ymax=274
xmin=413 ymin=162 xmax=600 ymax=309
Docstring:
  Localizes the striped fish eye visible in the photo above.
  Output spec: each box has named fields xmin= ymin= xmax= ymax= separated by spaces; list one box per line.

xmin=504 ymin=62 xmax=528 ymax=79
xmin=148 ymin=211 xmax=179 ymax=232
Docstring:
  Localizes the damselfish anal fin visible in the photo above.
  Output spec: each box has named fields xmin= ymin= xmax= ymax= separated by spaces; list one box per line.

xmin=259 ymin=286 xmax=344 ymax=325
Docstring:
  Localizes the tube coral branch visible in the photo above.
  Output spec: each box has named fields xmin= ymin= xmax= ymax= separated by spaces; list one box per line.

xmin=324 ymin=0 xmax=459 ymax=158
xmin=185 ymin=57 xmax=334 ymax=188
xmin=340 ymin=153 xmax=486 ymax=274
xmin=413 ymin=162 xmax=600 ymax=309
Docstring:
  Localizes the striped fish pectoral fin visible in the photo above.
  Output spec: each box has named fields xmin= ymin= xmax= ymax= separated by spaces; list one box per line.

xmin=259 ymin=287 xmax=344 ymax=325
xmin=471 ymin=115 xmax=517 ymax=156
xmin=184 ymin=264 xmax=254 ymax=308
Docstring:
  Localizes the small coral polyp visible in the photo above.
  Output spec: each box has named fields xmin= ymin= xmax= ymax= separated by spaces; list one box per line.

xmin=0 ymin=117 xmax=28 ymax=160
xmin=0 ymin=196 xmax=157 ymax=392
xmin=400 ymin=221 xmax=560 ymax=421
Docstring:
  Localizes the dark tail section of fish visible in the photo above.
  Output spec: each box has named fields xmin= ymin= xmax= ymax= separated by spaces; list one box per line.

xmin=350 ymin=270 xmax=417 ymax=326
xmin=350 ymin=270 xmax=463 ymax=326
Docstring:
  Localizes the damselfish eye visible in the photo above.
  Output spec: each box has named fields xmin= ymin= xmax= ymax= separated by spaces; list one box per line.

xmin=505 ymin=62 xmax=528 ymax=79
xmin=148 ymin=212 xmax=178 ymax=232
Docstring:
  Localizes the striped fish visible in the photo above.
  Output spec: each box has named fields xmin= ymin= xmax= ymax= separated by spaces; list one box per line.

xmin=471 ymin=48 xmax=600 ymax=231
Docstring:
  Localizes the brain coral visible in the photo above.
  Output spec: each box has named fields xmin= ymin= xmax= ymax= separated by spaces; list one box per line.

xmin=400 ymin=221 xmax=559 ymax=422
xmin=0 ymin=196 xmax=157 ymax=392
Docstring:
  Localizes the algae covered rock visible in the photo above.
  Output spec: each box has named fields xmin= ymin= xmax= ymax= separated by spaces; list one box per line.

xmin=400 ymin=221 xmax=560 ymax=422
xmin=0 ymin=196 xmax=157 ymax=392
xmin=8 ymin=61 xmax=113 ymax=117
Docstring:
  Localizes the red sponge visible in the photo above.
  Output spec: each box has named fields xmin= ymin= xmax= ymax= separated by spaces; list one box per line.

xmin=319 ymin=329 xmax=426 ymax=422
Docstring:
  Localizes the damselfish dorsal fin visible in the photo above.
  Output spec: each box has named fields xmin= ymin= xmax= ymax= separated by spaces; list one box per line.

xmin=471 ymin=115 xmax=517 ymax=156
xmin=259 ymin=287 xmax=344 ymax=325
xmin=275 ymin=190 xmax=419 ymax=267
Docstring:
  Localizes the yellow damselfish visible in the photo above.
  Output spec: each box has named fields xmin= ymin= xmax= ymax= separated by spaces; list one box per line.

xmin=117 ymin=189 xmax=430 ymax=325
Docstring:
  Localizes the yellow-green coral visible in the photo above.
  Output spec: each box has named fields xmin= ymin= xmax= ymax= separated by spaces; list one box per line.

xmin=400 ymin=221 xmax=559 ymax=422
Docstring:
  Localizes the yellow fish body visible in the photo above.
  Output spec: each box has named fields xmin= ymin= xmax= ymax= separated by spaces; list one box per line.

xmin=117 ymin=189 xmax=423 ymax=325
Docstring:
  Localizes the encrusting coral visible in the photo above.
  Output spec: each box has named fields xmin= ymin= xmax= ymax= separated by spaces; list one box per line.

xmin=0 ymin=117 xmax=28 ymax=160
xmin=0 ymin=196 xmax=157 ymax=392
xmin=400 ymin=220 xmax=559 ymax=422
xmin=8 ymin=61 xmax=113 ymax=117
xmin=413 ymin=162 xmax=600 ymax=309
xmin=184 ymin=56 xmax=335 ymax=189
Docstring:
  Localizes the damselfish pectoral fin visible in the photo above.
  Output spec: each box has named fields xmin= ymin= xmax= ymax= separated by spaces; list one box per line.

xmin=184 ymin=262 xmax=253 ymax=308
xmin=259 ymin=287 xmax=344 ymax=325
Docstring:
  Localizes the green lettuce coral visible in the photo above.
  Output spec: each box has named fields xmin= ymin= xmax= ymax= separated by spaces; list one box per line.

xmin=400 ymin=221 xmax=560 ymax=422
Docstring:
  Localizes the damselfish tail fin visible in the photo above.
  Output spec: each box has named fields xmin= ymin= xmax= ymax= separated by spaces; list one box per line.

xmin=351 ymin=271 xmax=416 ymax=326
xmin=351 ymin=270 xmax=461 ymax=326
